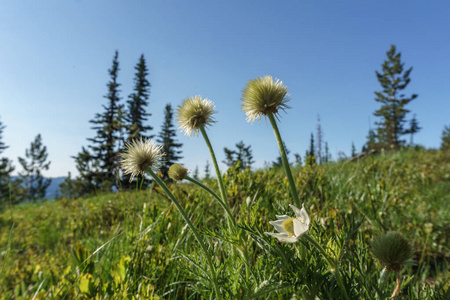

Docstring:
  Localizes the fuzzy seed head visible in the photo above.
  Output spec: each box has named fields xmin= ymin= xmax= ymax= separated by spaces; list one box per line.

xmin=120 ymin=138 xmax=164 ymax=182
xmin=177 ymin=95 xmax=216 ymax=137
xmin=241 ymin=75 xmax=290 ymax=123
xmin=168 ymin=164 xmax=188 ymax=182
xmin=370 ymin=231 xmax=414 ymax=272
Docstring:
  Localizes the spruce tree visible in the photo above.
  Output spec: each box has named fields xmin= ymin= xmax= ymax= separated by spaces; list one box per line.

xmin=373 ymin=45 xmax=418 ymax=149
xmin=441 ymin=125 xmax=450 ymax=151
xmin=204 ymin=161 xmax=211 ymax=179
xmin=72 ymin=147 xmax=102 ymax=195
xmin=351 ymin=142 xmax=357 ymax=157
xmin=59 ymin=172 xmax=75 ymax=199
xmin=324 ymin=142 xmax=330 ymax=163
xmin=193 ymin=166 xmax=199 ymax=180
xmin=223 ymin=141 xmax=254 ymax=170
xmin=223 ymin=147 xmax=235 ymax=168
xmin=86 ymin=51 xmax=122 ymax=189
xmin=316 ymin=114 xmax=323 ymax=164
xmin=406 ymin=114 xmax=421 ymax=146
xmin=127 ymin=54 xmax=152 ymax=141
xmin=156 ymin=104 xmax=183 ymax=179
xmin=0 ymin=117 xmax=15 ymax=204
xmin=18 ymin=134 xmax=51 ymax=201
xmin=305 ymin=133 xmax=316 ymax=165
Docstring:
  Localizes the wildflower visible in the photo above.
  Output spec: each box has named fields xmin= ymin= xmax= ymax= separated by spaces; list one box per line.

xmin=120 ymin=138 xmax=164 ymax=182
xmin=265 ymin=204 xmax=310 ymax=243
xmin=168 ymin=164 xmax=188 ymax=182
xmin=177 ymin=95 xmax=216 ymax=136
xmin=370 ymin=231 xmax=414 ymax=272
xmin=241 ymin=75 xmax=290 ymax=123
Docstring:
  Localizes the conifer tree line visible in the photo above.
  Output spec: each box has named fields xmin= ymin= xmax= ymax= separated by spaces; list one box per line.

xmin=0 ymin=44 xmax=446 ymax=204
xmin=0 ymin=117 xmax=52 ymax=207
xmin=62 ymin=51 xmax=183 ymax=197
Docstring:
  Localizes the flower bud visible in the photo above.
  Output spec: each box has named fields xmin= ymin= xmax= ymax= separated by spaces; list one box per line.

xmin=168 ymin=164 xmax=188 ymax=182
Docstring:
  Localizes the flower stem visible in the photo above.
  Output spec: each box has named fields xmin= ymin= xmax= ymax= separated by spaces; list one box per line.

xmin=185 ymin=175 xmax=236 ymax=227
xmin=267 ymin=113 xmax=300 ymax=207
xmin=147 ymin=169 xmax=221 ymax=299
xmin=303 ymin=234 xmax=349 ymax=300
xmin=199 ymin=125 xmax=229 ymax=208
xmin=391 ymin=271 xmax=401 ymax=299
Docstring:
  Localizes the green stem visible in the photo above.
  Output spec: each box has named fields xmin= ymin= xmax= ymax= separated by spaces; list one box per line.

xmin=199 ymin=125 xmax=229 ymax=208
xmin=267 ymin=113 xmax=300 ymax=207
xmin=185 ymin=175 xmax=236 ymax=227
xmin=303 ymin=234 xmax=349 ymax=300
xmin=147 ymin=169 xmax=221 ymax=299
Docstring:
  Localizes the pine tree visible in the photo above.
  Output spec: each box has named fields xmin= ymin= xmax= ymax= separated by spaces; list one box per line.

xmin=86 ymin=51 xmax=122 ymax=189
xmin=127 ymin=54 xmax=152 ymax=141
xmin=0 ymin=117 xmax=15 ymax=204
xmin=72 ymin=147 xmax=102 ymax=195
xmin=223 ymin=141 xmax=254 ymax=170
xmin=305 ymin=133 xmax=316 ymax=165
xmin=59 ymin=172 xmax=75 ymax=199
xmin=223 ymin=147 xmax=235 ymax=168
xmin=373 ymin=45 xmax=418 ymax=149
xmin=406 ymin=114 xmax=421 ymax=146
xmin=316 ymin=114 xmax=323 ymax=164
xmin=193 ymin=166 xmax=199 ymax=180
xmin=363 ymin=128 xmax=379 ymax=152
xmin=324 ymin=142 xmax=331 ymax=163
xmin=156 ymin=104 xmax=183 ymax=179
xmin=441 ymin=125 xmax=450 ymax=151
xmin=204 ymin=161 xmax=211 ymax=179
xmin=18 ymin=134 xmax=51 ymax=201
xmin=351 ymin=142 xmax=357 ymax=157
xmin=294 ymin=153 xmax=302 ymax=166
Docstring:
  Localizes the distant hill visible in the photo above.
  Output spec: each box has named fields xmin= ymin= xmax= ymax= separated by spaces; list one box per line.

xmin=46 ymin=177 xmax=66 ymax=199
xmin=11 ymin=176 xmax=66 ymax=200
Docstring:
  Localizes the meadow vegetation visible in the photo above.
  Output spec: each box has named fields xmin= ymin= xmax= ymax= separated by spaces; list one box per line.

xmin=0 ymin=148 xmax=448 ymax=299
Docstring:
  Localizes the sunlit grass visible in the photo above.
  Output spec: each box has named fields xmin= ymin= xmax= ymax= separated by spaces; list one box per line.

xmin=0 ymin=148 xmax=448 ymax=299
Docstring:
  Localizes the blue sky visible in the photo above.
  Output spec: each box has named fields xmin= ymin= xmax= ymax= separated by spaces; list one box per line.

xmin=1 ymin=1 xmax=449 ymax=177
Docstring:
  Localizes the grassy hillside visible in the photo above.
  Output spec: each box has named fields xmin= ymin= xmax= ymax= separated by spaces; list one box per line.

xmin=0 ymin=148 xmax=448 ymax=299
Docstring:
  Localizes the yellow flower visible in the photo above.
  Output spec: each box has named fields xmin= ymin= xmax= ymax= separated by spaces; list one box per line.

xmin=265 ymin=204 xmax=310 ymax=243
xmin=120 ymin=138 xmax=164 ymax=182
xmin=241 ymin=75 xmax=290 ymax=123
xmin=177 ymin=95 xmax=216 ymax=137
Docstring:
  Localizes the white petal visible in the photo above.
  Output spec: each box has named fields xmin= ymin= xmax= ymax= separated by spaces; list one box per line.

xmin=269 ymin=220 xmax=287 ymax=234
xmin=275 ymin=215 xmax=290 ymax=220
xmin=293 ymin=219 xmax=309 ymax=237
xmin=277 ymin=235 xmax=300 ymax=243
xmin=265 ymin=232 xmax=299 ymax=243
xmin=289 ymin=204 xmax=310 ymax=225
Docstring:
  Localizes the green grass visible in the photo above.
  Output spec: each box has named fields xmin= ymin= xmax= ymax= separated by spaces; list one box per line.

xmin=0 ymin=148 xmax=448 ymax=299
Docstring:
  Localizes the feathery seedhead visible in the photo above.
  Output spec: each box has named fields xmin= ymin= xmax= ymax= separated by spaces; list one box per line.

xmin=241 ymin=75 xmax=290 ymax=123
xmin=370 ymin=231 xmax=414 ymax=272
xmin=177 ymin=95 xmax=216 ymax=137
xmin=120 ymin=138 xmax=164 ymax=182
xmin=168 ymin=164 xmax=188 ymax=182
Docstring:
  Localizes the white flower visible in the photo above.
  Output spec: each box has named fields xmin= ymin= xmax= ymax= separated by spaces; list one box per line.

xmin=265 ymin=204 xmax=310 ymax=243
xmin=120 ymin=138 xmax=164 ymax=182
